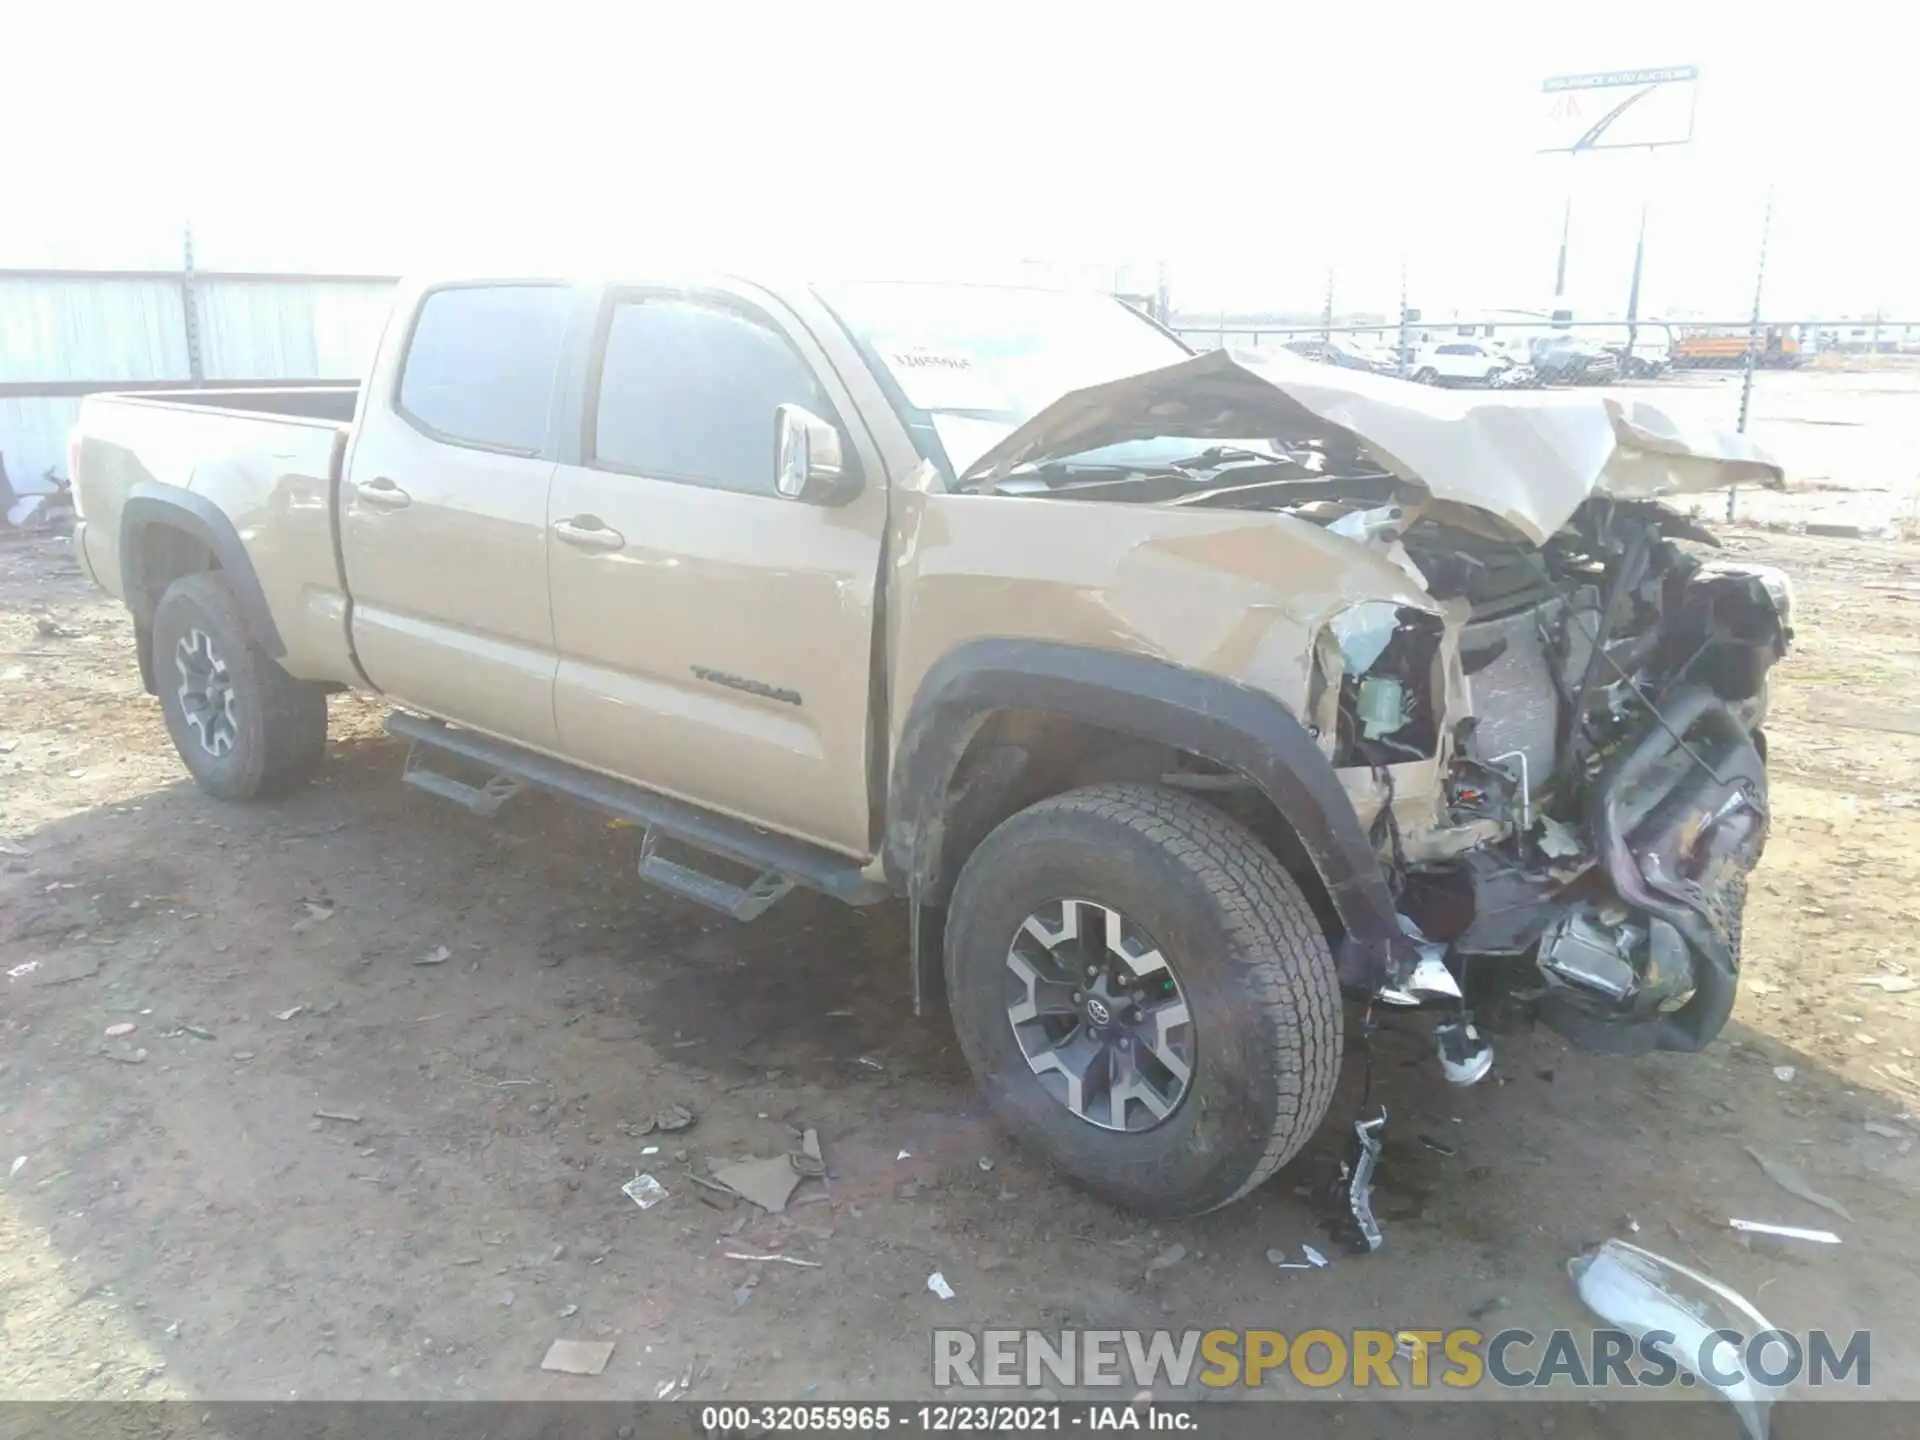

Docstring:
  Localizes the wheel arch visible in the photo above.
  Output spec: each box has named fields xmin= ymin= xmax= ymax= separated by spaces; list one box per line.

xmin=121 ymin=483 xmax=284 ymax=693
xmin=887 ymin=639 xmax=1402 ymax=987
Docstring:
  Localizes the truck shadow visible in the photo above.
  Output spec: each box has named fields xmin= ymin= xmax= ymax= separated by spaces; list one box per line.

xmin=0 ymin=721 xmax=1908 ymax=1408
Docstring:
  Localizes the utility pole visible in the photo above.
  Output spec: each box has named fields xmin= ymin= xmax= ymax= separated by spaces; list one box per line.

xmin=1729 ymin=184 xmax=1775 ymax=522
xmin=1553 ymin=155 xmax=1576 ymax=299
xmin=1321 ymin=265 xmax=1335 ymax=341
xmin=1397 ymin=254 xmax=1410 ymax=378
xmin=1624 ymin=148 xmax=1655 ymax=362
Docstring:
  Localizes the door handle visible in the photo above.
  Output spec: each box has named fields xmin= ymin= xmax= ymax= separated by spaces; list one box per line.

xmin=553 ymin=515 xmax=626 ymax=552
xmin=357 ymin=476 xmax=411 ymax=510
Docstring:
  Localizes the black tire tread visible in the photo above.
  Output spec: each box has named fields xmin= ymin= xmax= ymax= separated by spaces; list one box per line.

xmin=949 ymin=781 xmax=1340 ymax=1213
xmin=152 ymin=571 xmax=327 ymax=801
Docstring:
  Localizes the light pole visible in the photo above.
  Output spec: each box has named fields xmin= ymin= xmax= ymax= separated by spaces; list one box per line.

xmin=1729 ymin=184 xmax=1775 ymax=522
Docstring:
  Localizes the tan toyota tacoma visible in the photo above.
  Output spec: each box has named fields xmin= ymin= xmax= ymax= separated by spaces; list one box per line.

xmin=69 ymin=275 xmax=1792 ymax=1226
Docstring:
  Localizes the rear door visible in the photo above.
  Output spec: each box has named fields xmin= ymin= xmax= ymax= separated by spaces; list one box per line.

xmin=545 ymin=283 xmax=886 ymax=856
xmin=340 ymin=282 xmax=570 ymax=747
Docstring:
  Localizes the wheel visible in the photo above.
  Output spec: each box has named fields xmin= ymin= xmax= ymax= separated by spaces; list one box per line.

xmin=151 ymin=571 xmax=328 ymax=801
xmin=1413 ymin=367 xmax=1438 ymax=385
xmin=944 ymin=783 xmax=1342 ymax=1216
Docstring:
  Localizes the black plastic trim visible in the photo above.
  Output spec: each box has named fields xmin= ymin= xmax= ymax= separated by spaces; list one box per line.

xmin=887 ymin=639 xmax=1403 ymax=985
xmin=120 ymin=483 xmax=285 ymax=657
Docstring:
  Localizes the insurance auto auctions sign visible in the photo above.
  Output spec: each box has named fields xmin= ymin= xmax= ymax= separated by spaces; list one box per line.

xmin=1540 ymin=65 xmax=1699 ymax=151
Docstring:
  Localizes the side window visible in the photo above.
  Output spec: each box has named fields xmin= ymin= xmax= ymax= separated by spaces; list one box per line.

xmin=396 ymin=285 xmax=569 ymax=454
xmin=1436 ymin=344 xmax=1468 ymax=356
xmin=592 ymin=296 xmax=831 ymax=495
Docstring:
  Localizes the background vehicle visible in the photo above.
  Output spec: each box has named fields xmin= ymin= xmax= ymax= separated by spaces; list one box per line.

xmin=1673 ymin=324 xmax=1807 ymax=368
xmin=1282 ymin=335 xmax=1400 ymax=375
xmin=1528 ymin=334 xmax=1620 ymax=385
xmin=69 ymin=275 xmax=1790 ymax=1222
xmin=1410 ymin=341 xmax=1511 ymax=386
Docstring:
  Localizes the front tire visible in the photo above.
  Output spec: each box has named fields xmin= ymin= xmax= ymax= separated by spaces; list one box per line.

xmin=1413 ymin=366 xmax=1438 ymax=385
xmin=152 ymin=571 xmax=328 ymax=801
xmin=944 ymin=783 xmax=1342 ymax=1216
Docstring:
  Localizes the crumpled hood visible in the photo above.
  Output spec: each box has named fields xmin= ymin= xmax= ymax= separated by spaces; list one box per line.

xmin=957 ymin=348 xmax=1783 ymax=545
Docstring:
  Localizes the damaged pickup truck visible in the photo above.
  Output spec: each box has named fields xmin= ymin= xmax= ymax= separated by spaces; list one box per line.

xmin=69 ymin=277 xmax=1790 ymax=1220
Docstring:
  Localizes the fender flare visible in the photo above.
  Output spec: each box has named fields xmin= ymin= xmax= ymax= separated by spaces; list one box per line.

xmin=120 ymin=483 xmax=285 ymax=658
xmin=886 ymin=639 xmax=1404 ymax=986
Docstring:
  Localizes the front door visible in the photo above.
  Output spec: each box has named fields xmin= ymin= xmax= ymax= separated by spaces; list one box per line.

xmin=546 ymin=285 xmax=885 ymax=856
xmin=341 ymin=282 xmax=569 ymax=748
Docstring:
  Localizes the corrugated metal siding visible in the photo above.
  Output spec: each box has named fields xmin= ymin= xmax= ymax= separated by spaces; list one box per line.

xmin=0 ymin=278 xmax=189 ymax=383
xmin=0 ymin=396 xmax=84 ymax=493
xmin=197 ymin=280 xmax=395 ymax=378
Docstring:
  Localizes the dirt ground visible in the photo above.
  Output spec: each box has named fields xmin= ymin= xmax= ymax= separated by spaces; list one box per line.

xmin=5 ymin=375 xmax=1920 ymax=1417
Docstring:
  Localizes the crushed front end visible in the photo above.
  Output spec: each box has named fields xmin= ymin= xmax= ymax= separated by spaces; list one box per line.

xmin=1332 ymin=498 xmax=1790 ymax=1057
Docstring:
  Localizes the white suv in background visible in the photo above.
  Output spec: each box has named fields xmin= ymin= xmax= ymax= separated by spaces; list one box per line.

xmin=1412 ymin=341 xmax=1511 ymax=386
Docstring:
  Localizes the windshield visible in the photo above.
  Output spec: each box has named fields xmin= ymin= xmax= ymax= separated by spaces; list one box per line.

xmin=818 ymin=282 xmax=1195 ymax=475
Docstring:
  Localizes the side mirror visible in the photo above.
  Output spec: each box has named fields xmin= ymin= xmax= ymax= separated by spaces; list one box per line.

xmin=774 ymin=405 xmax=857 ymax=505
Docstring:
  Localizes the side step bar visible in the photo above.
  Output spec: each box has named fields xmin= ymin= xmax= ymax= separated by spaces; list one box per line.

xmin=386 ymin=713 xmax=891 ymax=914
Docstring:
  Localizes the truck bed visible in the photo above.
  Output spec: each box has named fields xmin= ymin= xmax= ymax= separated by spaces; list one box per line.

xmin=71 ymin=387 xmax=362 ymax=684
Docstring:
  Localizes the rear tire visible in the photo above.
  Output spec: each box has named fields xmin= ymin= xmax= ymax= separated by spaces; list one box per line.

xmin=944 ymin=783 xmax=1342 ymax=1216
xmin=151 ymin=571 xmax=327 ymax=801
xmin=1413 ymin=366 xmax=1438 ymax=385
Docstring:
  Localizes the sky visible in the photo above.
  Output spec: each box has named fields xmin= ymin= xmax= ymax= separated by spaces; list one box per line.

xmin=8 ymin=1 xmax=1916 ymax=320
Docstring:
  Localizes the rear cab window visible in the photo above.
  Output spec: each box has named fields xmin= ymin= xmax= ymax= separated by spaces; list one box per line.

xmin=396 ymin=285 xmax=571 ymax=454
xmin=589 ymin=295 xmax=833 ymax=495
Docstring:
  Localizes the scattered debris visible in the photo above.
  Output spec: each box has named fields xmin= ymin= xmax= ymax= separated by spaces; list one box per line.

xmin=540 ymin=1339 xmax=614 ymax=1376
xmin=1570 ymin=1239 xmax=1781 ymax=1440
xmin=35 ymin=616 xmax=80 ymax=639
xmin=1467 ymin=1295 xmax=1510 ymax=1321
xmin=655 ymin=1362 xmax=696 ymax=1401
xmin=1772 ymin=1065 xmax=1796 ymax=1083
xmin=855 ymin=1056 xmax=884 ymax=1070
xmin=103 ymin=1022 xmax=137 ymax=1039
xmin=313 ymin=1110 xmax=363 ymax=1126
xmin=621 ymin=1174 xmax=669 ymax=1210
xmin=977 ymin=1156 xmax=994 ymax=1172
xmin=0 ymin=838 xmax=30 ymax=857
xmin=275 ymin=1006 xmax=305 ymax=1022
xmin=291 ymin=899 xmax=334 ymax=934
xmin=1745 ymin=1146 xmax=1855 ymax=1222
xmin=1729 ymin=1219 xmax=1842 ymax=1244
xmin=1854 ymin=974 xmax=1918 ymax=993
xmin=1747 ymin=979 xmax=1780 ymax=997
xmin=1416 ymin=1133 xmax=1456 ymax=1157
xmin=1302 ymin=1244 xmax=1330 ymax=1268
xmin=926 ymin=1271 xmax=956 ymax=1301
xmin=712 ymin=1156 xmax=803 ymax=1213
xmin=5 ymin=960 xmax=39 ymax=980
xmin=655 ymin=1103 xmax=696 ymax=1132
xmin=8 ymin=1156 xmax=25 ymax=1180
xmin=101 ymin=1048 xmax=148 ymax=1065
xmin=896 ymin=1150 xmax=912 ymax=1161
xmin=1863 ymin=1121 xmax=1905 ymax=1139
xmin=1336 ymin=1109 xmax=1386 ymax=1254
xmin=413 ymin=946 xmax=451 ymax=967
xmin=1145 ymin=1243 xmax=1189 ymax=1280
xmin=723 ymin=1252 xmax=822 ymax=1269
xmin=1535 ymin=816 xmax=1583 ymax=858
xmin=177 ymin=1023 xmax=216 ymax=1041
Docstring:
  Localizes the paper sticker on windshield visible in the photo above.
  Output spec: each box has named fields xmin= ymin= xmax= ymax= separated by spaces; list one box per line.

xmin=885 ymin=348 xmax=1011 ymax=413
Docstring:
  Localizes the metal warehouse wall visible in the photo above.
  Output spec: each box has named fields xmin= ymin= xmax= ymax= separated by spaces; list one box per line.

xmin=0 ymin=239 xmax=395 ymax=494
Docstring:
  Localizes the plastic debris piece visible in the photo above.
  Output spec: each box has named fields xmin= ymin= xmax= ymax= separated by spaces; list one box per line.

xmin=540 ymin=1339 xmax=614 ymax=1376
xmin=291 ymin=899 xmax=334 ymax=934
xmin=1570 ymin=1239 xmax=1781 ymax=1440
xmin=104 ymin=1022 xmax=137 ymax=1039
xmin=1863 ymin=1121 xmax=1905 ymax=1139
xmin=655 ymin=1102 xmax=695 ymax=1132
xmin=8 ymin=1156 xmax=25 ymax=1179
xmin=1536 ymin=816 xmax=1583 ymax=858
xmin=275 ymin=1006 xmax=305 ymax=1021
xmin=414 ymin=946 xmax=451 ymax=967
xmin=1772 ymin=1065 xmax=1795 ymax=1083
xmin=1301 ymin=1244 xmax=1330 ymax=1268
xmin=896 ymin=1150 xmax=912 ymax=1161
xmin=1728 ymin=1218 xmax=1841 ymax=1244
xmin=640 ymin=1144 xmax=659 ymax=1155
xmin=723 ymin=1252 xmax=822 ymax=1268
xmin=977 ymin=1156 xmax=994 ymax=1172
xmin=712 ymin=1156 xmax=801 ymax=1213
xmin=621 ymin=1174 xmax=668 ymax=1210
xmin=926 ymin=1271 xmax=956 ymax=1300
xmin=656 ymin=1362 xmax=695 ymax=1400
xmin=1855 ymin=974 xmax=1919 ymax=993
xmin=1745 ymin=1146 xmax=1854 ymax=1222
xmin=1337 ymin=1109 xmax=1386 ymax=1253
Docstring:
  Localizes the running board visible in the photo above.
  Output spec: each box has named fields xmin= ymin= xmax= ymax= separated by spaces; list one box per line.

xmin=401 ymin=742 xmax=523 ymax=816
xmin=386 ymin=713 xmax=891 ymax=913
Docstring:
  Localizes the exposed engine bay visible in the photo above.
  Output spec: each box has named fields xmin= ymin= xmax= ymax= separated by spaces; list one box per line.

xmin=1323 ymin=494 xmax=1790 ymax=1057
xmin=958 ymin=351 xmax=1793 ymax=1065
